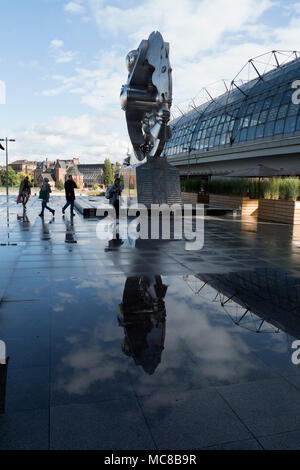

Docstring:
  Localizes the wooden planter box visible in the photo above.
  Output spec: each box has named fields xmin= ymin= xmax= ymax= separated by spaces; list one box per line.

xmin=258 ymin=199 xmax=300 ymax=224
xmin=181 ymin=192 xmax=209 ymax=204
xmin=209 ymin=194 xmax=258 ymax=216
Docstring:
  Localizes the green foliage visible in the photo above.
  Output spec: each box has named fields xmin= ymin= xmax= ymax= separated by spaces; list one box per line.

xmin=205 ymin=177 xmax=300 ymax=201
xmin=0 ymin=166 xmax=20 ymax=187
xmin=57 ymin=180 xmax=64 ymax=191
xmin=207 ymin=179 xmax=250 ymax=197
xmin=260 ymin=178 xmax=280 ymax=199
xmin=181 ymin=178 xmax=207 ymax=193
xmin=104 ymin=158 xmax=114 ymax=186
xmin=18 ymin=172 xmax=32 ymax=184
xmin=248 ymin=180 xmax=261 ymax=199
xmin=279 ymin=177 xmax=300 ymax=201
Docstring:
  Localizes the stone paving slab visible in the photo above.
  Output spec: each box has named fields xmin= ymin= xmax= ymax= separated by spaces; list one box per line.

xmin=0 ymin=196 xmax=300 ymax=449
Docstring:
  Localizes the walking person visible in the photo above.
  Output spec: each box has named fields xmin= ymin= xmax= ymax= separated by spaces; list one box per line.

xmin=39 ymin=177 xmax=55 ymax=217
xmin=62 ymin=175 xmax=77 ymax=217
xmin=109 ymin=177 xmax=122 ymax=218
xmin=19 ymin=176 xmax=31 ymax=209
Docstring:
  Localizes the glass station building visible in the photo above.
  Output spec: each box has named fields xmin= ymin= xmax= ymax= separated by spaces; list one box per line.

xmin=164 ymin=52 xmax=300 ymax=178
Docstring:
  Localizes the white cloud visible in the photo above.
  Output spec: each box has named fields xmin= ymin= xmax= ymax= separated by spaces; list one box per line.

xmin=49 ymin=39 xmax=78 ymax=64
xmin=64 ymin=1 xmax=85 ymax=14
xmin=8 ymin=0 xmax=300 ymax=163
xmin=10 ymin=113 xmax=129 ymax=164
xmin=50 ymin=39 xmax=64 ymax=48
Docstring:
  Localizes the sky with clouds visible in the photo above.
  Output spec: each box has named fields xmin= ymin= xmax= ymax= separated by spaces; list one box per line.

xmin=0 ymin=0 xmax=300 ymax=164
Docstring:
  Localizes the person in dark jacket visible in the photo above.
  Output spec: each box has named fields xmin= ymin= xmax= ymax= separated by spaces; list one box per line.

xmin=19 ymin=176 xmax=31 ymax=209
xmin=39 ymin=178 xmax=55 ymax=217
xmin=109 ymin=177 xmax=122 ymax=218
xmin=62 ymin=175 xmax=77 ymax=217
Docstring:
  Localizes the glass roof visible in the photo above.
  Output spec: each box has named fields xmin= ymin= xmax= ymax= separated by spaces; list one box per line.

xmin=164 ymin=55 xmax=300 ymax=157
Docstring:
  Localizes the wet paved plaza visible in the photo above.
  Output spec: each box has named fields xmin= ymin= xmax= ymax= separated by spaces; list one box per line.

xmin=1 ymin=195 xmax=300 ymax=449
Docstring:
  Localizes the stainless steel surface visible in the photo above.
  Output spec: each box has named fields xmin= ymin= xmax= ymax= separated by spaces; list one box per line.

xmin=120 ymin=31 xmax=172 ymax=161
xmin=120 ymin=31 xmax=181 ymax=206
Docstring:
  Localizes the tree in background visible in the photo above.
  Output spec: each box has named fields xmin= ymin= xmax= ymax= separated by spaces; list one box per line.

xmin=57 ymin=180 xmax=64 ymax=191
xmin=0 ymin=166 xmax=20 ymax=187
xmin=116 ymin=162 xmax=122 ymax=170
xmin=18 ymin=172 xmax=32 ymax=185
xmin=104 ymin=158 xmax=114 ymax=186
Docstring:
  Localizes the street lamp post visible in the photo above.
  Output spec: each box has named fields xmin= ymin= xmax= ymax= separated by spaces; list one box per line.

xmin=0 ymin=138 xmax=16 ymax=203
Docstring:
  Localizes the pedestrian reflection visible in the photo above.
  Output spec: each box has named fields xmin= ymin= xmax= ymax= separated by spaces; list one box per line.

xmin=118 ymin=275 xmax=167 ymax=374
xmin=40 ymin=218 xmax=52 ymax=241
xmin=65 ymin=219 xmax=77 ymax=244
xmin=105 ymin=232 xmax=124 ymax=251
xmin=17 ymin=208 xmax=30 ymax=229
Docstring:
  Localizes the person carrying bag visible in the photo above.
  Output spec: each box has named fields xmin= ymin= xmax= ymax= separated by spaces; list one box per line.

xmin=39 ymin=178 xmax=55 ymax=217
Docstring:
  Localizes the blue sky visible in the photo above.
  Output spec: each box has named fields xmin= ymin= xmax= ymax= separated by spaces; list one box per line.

xmin=0 ymin=0 xmax=300 ymax=163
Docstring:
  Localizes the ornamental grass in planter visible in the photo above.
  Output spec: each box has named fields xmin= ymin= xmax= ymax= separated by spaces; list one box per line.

xmin=258 ymin=178 xmax=300 ymax=224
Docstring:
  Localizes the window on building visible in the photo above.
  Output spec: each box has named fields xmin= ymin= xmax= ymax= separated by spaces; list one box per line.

xmin=246 ymin=103 xmax=255 ymax=114
xmin=284 ymin=116 xmax=297 ymax=133
xmin=240 ymin=128 xmax=248 ymax=141
xmin=256 ymin=125 xmax=264 ymax=138
xmin=263 ymin=97 xmax=273 ymax=110
xmin=264 ymin=121 xmax=275 ymax=137
xmin=277 ymin=104 xmax=289 ymax=119
xmin=220 ymin=133 xmax=227 ymax=145
xmin=268 ymin=107 xmax=279 ymax=121
xmin=247 ymin=126 xmax=256 ymax=140
xmin=281 ymin=89 xmax=293 ymax=104
xmin=274 ymin=119 xmax=284 ymax=134
xmin=243 ymin=116 xmax=251 ymax=128
xmin=288 ymin=102 xmax=299 ymax=116
xmin=259 ymin=110 xmax=269 ymax=123
xmin=214 ymin=135 xmax=221 ymax=146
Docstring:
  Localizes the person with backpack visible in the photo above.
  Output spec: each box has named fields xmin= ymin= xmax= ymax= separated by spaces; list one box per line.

xmin=39 ymin=177 xmax=55 ymax=217
xmin=62 ymin=175 xmax=77 ymax=217
xmin=108 ymin=177 xmax=122 ymax=218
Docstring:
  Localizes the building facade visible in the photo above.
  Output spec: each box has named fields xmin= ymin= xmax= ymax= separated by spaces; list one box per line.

xmin=10 ymin=160 xmax=37 ymax=176
xmin=164 ymin=52 xmax=300 ymax=179
xmin=77 ymin=164 xmax=104 ymax=187
xmin=34 ymin=158 xmax=105 ymax=188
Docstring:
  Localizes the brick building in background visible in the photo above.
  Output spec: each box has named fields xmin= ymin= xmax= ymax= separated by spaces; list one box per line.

xmin=32 ymin=157 xmax=105 ymax=188
xmin=10 ymin=160 xmax=37 ymax=176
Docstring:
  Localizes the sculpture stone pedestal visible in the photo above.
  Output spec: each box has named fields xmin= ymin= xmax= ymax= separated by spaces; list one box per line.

xmin=120 ymin=158 xmax=182 ymax=207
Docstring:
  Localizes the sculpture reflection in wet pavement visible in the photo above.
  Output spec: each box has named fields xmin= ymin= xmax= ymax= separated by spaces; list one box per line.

xmin=118 ymin=276 xmax=167 ymax=375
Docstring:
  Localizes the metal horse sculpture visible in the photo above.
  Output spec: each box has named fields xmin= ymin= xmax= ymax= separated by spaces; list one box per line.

xmin=120 ymin=31 xmax=181 ymax=206
xmin=120 ymin=31 xmax=172 ymax=160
